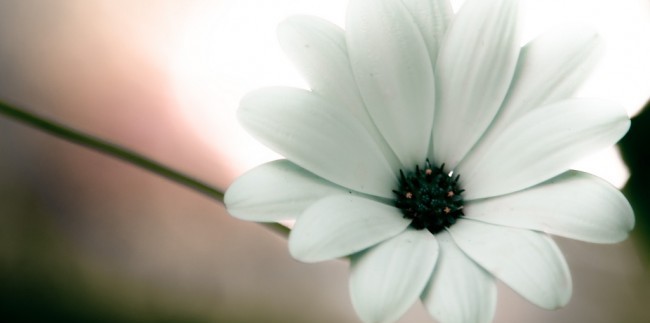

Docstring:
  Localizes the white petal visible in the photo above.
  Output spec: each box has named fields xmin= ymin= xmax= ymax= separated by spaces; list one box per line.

xmin=457 ymin=99 xmax=630 ymax=200
xmin=421 ymin=232 xmax=497 ymax=323
xmin=350 ymin=229 xmax=438 ymax=323
xmin=225 ymin=160 xmax=346 ymax=222
xmin=239 ymin=87 xmax=396 ymax=198
xmin=401 ymin=0 xmax=453 ymax=65
xmin=464 ymin=170 xmax=634 ymax=243
xmin=497 ymin=26 xmax=604 ymax=127
xmin=278 ymin=16 xmax=365 ymax=118
xmin=449 ymin=220 xmax=572 ymax=309
xmin=433 ymin=0 xmax=520 ymax=169
xmin=457 ymin=26 xmax=606 ymax=181
xmin=289 ymin=195 xmax=410 ymax=262
xmin=346 ymin=0 xmax=436 ymax=167
xmin=277 ymin=15 xmax=401 ymax=170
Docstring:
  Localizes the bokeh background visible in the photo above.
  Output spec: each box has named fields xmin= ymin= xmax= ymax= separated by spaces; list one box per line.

xmin=0 ymin=0 xmax=648 ymax=322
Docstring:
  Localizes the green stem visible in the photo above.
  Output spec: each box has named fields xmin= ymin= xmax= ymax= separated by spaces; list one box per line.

xmin=0 ymin=100 xmax=290 ymax=237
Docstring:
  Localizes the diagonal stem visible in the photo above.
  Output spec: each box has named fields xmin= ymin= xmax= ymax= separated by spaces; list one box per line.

xmin=0 ymin=100 xmax=290 ymax=236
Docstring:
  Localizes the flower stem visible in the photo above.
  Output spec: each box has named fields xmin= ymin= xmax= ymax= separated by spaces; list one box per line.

xmin=0 ymin=100 xmax=290 ymax=236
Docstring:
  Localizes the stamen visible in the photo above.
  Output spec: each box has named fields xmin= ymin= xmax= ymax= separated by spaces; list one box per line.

xmin=393 ymin=161 xmax=464 ymax=234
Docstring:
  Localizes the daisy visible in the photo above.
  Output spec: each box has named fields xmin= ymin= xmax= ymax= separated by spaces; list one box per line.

xmin=225 ymin=0 xmax=634 ymax=322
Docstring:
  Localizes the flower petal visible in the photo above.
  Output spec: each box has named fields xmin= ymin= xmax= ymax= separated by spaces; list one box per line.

xmin=449 ymin=220 xmax=572 ymax=309
xmin=421 ymin=231 xmax=497 ymax=323
xmin=401 ymin=0 xmax=453 ymax=65
xmin=433 ymin=0 xmax=520 ymax=169
xmin=225 ymin=160 xmax=346 ymax=222
xmin=350 ymin=229 xmax=438 ymax=323
xmin=497 ymin=25 xmax=604 ymax=127
xmin=457 ymin=99 xmax=630 ymax=200
xmin=278 ymin=16 xmax=365 ymax=118
xmin=346 ymin=0 xmax=436 ymax=167
xmin=239 ymin=87 xmax=396 ymax=198
xmin=457 ymin=26 xmax=606 ymax=181
xmin=289 ymin=195 xmax=410 ymax=262
xmin=464 ymin=170 xmax=634 ymax=243
xmin=277 ymin=15 xmax=401 ymax=170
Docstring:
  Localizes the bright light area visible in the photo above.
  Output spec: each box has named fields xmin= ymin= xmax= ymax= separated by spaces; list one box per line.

xmin=169 ymin=0 xmax=348 ymax=172
xmin=571 ymin=146 xmax=630 ymax=188
xmin=170 ymin=0 xmax=648 ymax=187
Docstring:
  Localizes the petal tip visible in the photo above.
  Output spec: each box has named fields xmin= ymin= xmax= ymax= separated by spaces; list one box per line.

xmin=288 ymin=230 xmax=329 ymax=263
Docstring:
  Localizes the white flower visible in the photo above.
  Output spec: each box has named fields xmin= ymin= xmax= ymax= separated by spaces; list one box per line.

xmin=225 ymin=0 xmax=635 ymax=322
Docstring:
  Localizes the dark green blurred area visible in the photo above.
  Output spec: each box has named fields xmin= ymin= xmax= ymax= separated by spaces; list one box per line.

xmin=0 ymin=160 xmax=211 ymax=323
xmin=621 ymin=100 xmax=650 ymax=263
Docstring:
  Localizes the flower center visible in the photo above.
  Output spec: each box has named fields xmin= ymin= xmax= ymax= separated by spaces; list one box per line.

xmin=393 ymin=160 xmax=464 ymax=234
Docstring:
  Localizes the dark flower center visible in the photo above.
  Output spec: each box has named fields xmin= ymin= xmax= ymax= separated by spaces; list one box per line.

xmin=393 ymin=160 xmax=464 ymax=234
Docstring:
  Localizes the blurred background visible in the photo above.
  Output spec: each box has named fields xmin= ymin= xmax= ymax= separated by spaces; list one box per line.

xmin=0 ymin=0 xmax=648 ymax=322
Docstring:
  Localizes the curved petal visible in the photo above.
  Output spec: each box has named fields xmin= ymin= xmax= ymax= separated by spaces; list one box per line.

xmin=449 ymin=220 xmax=572 ymax=309
xmin=239 ymin=87 xmax=396 ymax=198
xmin=350 ymin=229 xmax=438 ymax=323
xmin=278 ymin=16 xmax=365 ymax=119
xmin=465 ymin=170 xmax=634 ymax=243
xmin=457 ymin=99 xmax=630 ymax=200
xmin=421 ymin=231 xmax=497 ymax=323
xmin=433 ymin=0 xmax=520 ymax=169
xmin=225 ymin=160 xmax=346 ymax=222
xmin=457 ymin=26 xmax=606 ymax=176
xmin=346 ymin=0 xmax=436 ymax=168
xmin=497 ymin=25 xmax=604 ymax=127
xmin=289 ymin=195 xmax=410 ymax=262
xmin=401 ymin=0 xmax=453 ymax=65
xmin=277 ymin=15 xmax=401 ymax=170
